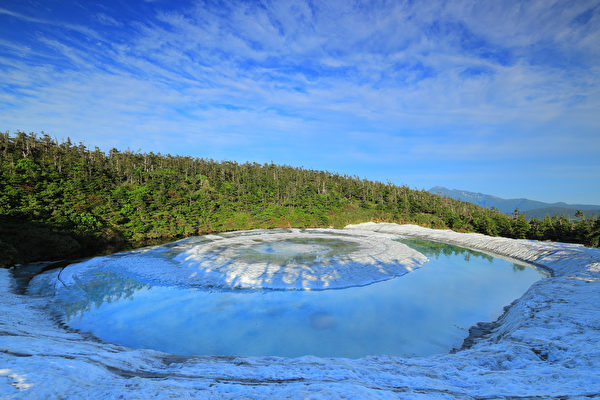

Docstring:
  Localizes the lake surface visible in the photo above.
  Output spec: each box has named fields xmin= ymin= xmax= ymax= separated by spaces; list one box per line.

xmin=53 ymin=236 xmax=546 ymax=358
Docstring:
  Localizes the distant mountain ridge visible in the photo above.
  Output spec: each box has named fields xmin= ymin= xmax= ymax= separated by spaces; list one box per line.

xmin=523 ymin=206 xmax=600 ymax=220
xmin=429 ymin=186 xmax=600 ymax=219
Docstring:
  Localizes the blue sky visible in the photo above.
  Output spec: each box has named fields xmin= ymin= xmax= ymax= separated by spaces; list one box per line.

xmin=1 ymin=0 xmax=599 ymax=204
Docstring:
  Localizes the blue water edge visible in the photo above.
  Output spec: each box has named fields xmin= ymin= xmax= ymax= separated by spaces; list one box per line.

xmin=53 ymin=237 xmax=545 ymax=359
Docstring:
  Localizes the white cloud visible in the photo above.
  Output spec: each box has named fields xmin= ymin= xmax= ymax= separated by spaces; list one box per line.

xmin=0 ymin=7 xmax=101 ymax=40
xmin=0 ymin=0 xmax=599 ymax=201
xmin=96 ymin=13 xmax=121 ymax=27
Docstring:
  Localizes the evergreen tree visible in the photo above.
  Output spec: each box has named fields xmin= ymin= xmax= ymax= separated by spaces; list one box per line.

xmin=1 ymin=131 xmax=597 ymax=266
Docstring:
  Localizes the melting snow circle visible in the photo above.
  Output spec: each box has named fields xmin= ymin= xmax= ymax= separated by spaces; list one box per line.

xmin=58 ymin=228 xmax=428 ymax=291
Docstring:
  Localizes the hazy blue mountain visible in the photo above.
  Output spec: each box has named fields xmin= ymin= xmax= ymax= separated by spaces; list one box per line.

xmin=429 ymin=186 xmax=600 ymax=217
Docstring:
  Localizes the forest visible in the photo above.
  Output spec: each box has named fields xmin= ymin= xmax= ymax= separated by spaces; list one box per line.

xmin=1 ymin=131 xmax=599 ymax=266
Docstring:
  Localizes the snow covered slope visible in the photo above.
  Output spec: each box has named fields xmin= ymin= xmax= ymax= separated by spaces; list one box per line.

xmin=2 ymin=223 xmax=599 ymax=399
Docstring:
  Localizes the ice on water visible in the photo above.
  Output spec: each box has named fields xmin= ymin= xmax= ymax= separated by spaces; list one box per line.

xmin=2 ymin=223 xmax=600 ymax=399
xmin=57 ymin=228 xmax=429 ymax=291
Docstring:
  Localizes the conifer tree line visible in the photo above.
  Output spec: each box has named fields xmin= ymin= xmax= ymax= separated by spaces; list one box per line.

xmin=1 ymin=131 xmax=598 ymax=265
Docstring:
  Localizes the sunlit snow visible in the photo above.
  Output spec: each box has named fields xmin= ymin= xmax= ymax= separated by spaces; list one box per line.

xmin=1 ymin=224 xmax=599 ymax=399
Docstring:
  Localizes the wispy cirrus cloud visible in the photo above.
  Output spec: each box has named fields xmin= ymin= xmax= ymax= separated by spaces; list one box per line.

xmin=0 ymin=0 xmax=599 ymax=202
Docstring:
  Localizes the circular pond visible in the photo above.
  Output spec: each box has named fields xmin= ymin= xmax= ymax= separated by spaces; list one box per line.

xmin=42 ymin=229 xmax=546 ymax=358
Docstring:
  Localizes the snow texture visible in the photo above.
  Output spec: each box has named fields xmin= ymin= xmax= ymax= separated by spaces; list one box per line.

xmin=1 ymin=223 xmax=600 ymax=399
xmin=55 ymin=228 xmax=428 ymax=291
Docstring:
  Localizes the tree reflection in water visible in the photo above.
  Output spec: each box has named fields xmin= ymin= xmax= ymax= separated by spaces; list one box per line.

xmin=59 ymin=271 xmax=148 ymax=320
xmin=398 ymin=237 xmax=528 ymax=272
xmin=398 ymin=238 xmax=493 ymax=262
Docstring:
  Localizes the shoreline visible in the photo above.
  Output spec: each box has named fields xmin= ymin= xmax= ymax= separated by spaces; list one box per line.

xmin=1 ymin=223 xmax=599 ymax=398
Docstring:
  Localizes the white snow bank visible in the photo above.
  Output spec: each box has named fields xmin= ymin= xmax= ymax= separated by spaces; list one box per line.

xmin=55 ymin=228 xmax=428 ymax=291
xmin=1 ymin=223 xmax=600 ymax=399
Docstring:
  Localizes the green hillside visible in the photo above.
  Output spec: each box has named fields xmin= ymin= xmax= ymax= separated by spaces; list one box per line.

xmin=1 ymin=131 xmax=599 ymax=266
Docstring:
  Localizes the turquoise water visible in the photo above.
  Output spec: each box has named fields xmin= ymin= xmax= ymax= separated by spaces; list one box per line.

xmin=56 ymin=238 xmax=546 ymax=358
xmin=232 ymin=238 xmax=359 ymax=265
